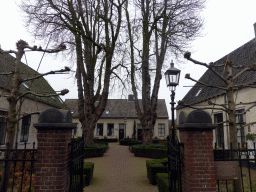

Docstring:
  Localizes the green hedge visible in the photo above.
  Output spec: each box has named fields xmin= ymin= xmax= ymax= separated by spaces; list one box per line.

xmin=146 ymin=158 xmax=168 ymax=185
xmin=93 ymin=138 xmax=118 ymax=143
xmin=119 ymin=138 xmax=132 ymax=145
xmin=83 ymin=162 xmax=94 ymax=186
xmin=119 ymin=139 xmax=141 ymax=146
xmin=84 ymin=143 xmax=108 ymax=158
xmin=156 ymin=173 xmax=169 ymax=192
xmin=132 ymin=144 xmax=167 ymax=159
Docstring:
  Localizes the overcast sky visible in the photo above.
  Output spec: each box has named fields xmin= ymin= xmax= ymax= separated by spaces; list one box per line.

xmin=1 ymin=0 xmax=256 ymax=117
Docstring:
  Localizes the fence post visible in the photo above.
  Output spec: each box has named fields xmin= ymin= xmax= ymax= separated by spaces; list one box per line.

xmin=33 ymin=109 xmax=76 ymax=192
xmin=177 ymin=110 xmax=217 ymax=192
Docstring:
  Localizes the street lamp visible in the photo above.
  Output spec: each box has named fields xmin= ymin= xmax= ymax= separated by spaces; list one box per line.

xmin=165 ymin=61 xmax=181 ymax=140
xmin=165 ymin=61 xmax=181 ymax=192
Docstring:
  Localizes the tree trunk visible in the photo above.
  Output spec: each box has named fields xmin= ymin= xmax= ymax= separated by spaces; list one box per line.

xmin=226 ymin=61 xmax=242 ymax=192
xmin=0 ymin=41 xmax=24 ymax=192
xmin=142 ymin=129 xmax=152 ymax=144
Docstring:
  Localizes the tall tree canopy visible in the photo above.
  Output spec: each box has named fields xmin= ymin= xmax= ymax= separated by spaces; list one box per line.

xmin=125 ymin=0 xmax=205 ymax=143
xmin=21 ymin=0 xmax=126 ymax=143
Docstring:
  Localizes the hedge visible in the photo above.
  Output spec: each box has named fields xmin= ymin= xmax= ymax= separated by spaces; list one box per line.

xmin=119 ymin=138 xmax=132 ymax=145
xmin=83 ymin=162 xmax=94 ymax=186
xmin=156 ymin=173 xmax=169 ymax=192
xmin=132 ymin=144 xmax=167 ymax=159
xmin=146 ymin=158 xmax=168 ymax=185
xmin=93 ymin=138 xmax=118 ymax=143
xmin=119 ymin=139 xmax=142 ymax=146
xmin=84 ymin=143 xmax=108 ymax=158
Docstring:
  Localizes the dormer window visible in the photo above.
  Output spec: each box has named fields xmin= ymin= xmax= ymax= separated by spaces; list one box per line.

xmin=22 ymin=83 xmax=30 ymax=90
xmin=195 ymin=88 xmax=202 ymax=97
xmin=105 ymin=110 xmax=110 ymax=115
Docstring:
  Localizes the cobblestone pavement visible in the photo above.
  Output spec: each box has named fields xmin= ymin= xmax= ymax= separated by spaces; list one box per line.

xmin=83 ymin=142 xmax=158 ymax=192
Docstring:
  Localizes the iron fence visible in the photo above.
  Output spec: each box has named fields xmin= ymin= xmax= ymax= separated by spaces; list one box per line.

xmin=0 ymin=142 xmax=37 ymax=192
xmin=69 ymin=136 xmax=84 ymax=192
xmin=214 ymin=142 xmax=256 ymax=192
xmin=168 ymin=136 xmax=182 ymax=192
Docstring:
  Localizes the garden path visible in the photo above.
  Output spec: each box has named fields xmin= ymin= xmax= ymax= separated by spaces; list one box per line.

xmin=83 ymin=142 xmax=158 ymax=192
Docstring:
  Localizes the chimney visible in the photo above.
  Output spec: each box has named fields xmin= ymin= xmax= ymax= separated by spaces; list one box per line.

xmin=128 ymin=94 xmax=134 ymax=102
xmin=254 ymin=23 xmax=256 ymax=39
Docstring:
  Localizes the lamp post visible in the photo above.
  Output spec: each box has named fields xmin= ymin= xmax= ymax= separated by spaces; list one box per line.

xmin=165 ymin=61 xmax=181 ymax=192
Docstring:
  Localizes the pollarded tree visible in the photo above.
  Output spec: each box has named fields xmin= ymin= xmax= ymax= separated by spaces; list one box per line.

xmin=0 ymin=39 xmax=69 ymax=192
xmin=125 ymin=0 xmax=205 ymax=144
xmin=21 ymin=0 xmax=126 ymax=143
xmin=183 ymin=51 xmax=256 ymax=150
xmin=181 ymin=51 xmax=256 ymax=192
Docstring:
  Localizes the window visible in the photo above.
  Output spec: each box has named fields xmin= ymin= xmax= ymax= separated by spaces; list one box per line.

xmin=236 ymin=109 xmax=246 ymax=146
xmin=0 ymin=111 xmax=7 ymax=145
xmin=195 ymin=88 xmax=202 ymax=97
xmin=119 ymin=123 xmax=125 ymax=129
xmin=158 ymin=124 xmax=165 ymax=137
xmin=72 ymin=123 xmax=78 ymax=136
xmin=22 ymin=82 xmax=30 ymax=90
xmin=97 ymin=123 xmax=103 ymax=136
xmin=214 ymin=113 xmax=224 ymax=147
xmin=107 ymin=124 xmax=114 ymax=136
xmin=20 ymin=115 xmax=31 ymax=142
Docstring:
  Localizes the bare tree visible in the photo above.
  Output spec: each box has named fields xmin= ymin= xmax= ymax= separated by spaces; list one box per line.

xmin=181 ymin=52 xmax=256 ymax=192
xmin=183 ymin=52 xmax=256 ymax=150
xmin=0 ymin=39 xmax=69 ymax=192
xmin=125 ymin=0 xmax=205 ymax=144
xmin=21 ymin=0 xmax=126 ymax=143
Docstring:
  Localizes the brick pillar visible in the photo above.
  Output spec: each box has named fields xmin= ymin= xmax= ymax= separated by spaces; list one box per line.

xmin=34 ymin=109 xmax=76 ymax=192
xmin=177 ymin=110 xmax=217 ymax=192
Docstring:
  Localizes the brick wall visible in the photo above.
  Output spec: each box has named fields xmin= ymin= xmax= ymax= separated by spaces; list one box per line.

xmin=179 ymin=130 xmax=216 ymax=192
xmin=35 ymin=129 xmax=72 ymax=192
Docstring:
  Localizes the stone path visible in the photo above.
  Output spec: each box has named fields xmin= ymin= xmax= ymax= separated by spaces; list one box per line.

xmin=83 ymin=143 xmax=158 ymax=192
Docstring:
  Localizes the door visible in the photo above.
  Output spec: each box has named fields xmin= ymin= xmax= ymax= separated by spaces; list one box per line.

xmin=119 ymin=129 xmax=124 ymax=140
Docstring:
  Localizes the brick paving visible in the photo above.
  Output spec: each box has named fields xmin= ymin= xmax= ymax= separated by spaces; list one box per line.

xmin=83 ymin=142 xmax=158 ymax=192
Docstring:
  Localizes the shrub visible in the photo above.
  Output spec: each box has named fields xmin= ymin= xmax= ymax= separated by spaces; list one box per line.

xmin=119 ymin=138 xmax=131 ymax=145
xmin=132 ymin=144 xmax=167 ymax=159
xmin=84 ymin=143 xmax=108 ymax=158
xmin=146 ymin=158 xmax=168 ymax=185
xmin=156 ymin=173 xmax=169 ymax=192
xmin=83 ymin=162 xmax=94 ymax=186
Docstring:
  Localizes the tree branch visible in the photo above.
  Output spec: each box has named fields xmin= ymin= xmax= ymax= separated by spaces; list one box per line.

xmin=184 ymin=52 xmax=228 ymax=84
xmin=17 ymin=89 xmax=69 ymax=101
xmin=185 ymin=73 xmax=227 ymax=90
xmin=22 ymin=67 xmax=70 ymax=82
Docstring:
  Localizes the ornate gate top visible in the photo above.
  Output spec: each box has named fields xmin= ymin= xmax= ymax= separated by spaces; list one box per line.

xmin=178 ymin=109 xmax=217 ymax=130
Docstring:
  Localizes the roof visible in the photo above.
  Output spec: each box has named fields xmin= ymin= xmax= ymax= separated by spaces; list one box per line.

xmin=179 ymin=38 xmax=256 ymax=108
xmin=65 ymin=99 xmax=169 ymax=119
xmin=0 ymin=52 xmax=66 ymax=108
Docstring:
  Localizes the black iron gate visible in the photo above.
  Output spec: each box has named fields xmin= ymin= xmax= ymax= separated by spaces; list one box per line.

xmin=168 ymin=136 xmax=182 ymax=192
xmin=69 ymin=136 xmax=84 ymax=192
xmin=0 ymin=142 xmax=37 ymax=192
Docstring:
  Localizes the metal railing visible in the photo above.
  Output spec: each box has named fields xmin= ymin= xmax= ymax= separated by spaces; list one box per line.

xmin=0 ymin=142 xmax=37 ymax=192
xmin=214 ymin=142 xmax=256 ymax=192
